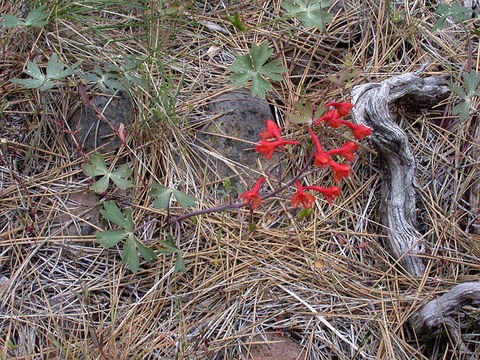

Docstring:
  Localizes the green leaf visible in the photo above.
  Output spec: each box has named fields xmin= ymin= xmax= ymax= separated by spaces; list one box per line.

xmin=449 ymin=70 xmax=480 ymax=121
xmin=10 ymin=78 xmax=45 ymax=89
xmin=110 ymin=164 xmax=133 ymax=190
xmin=122 ymin=235 xmax=140 ymax=273
xmin=149 ymin=182 xmax=197 ymax=210
xmin=96 ymin=203 xmax=156 ymax=273
xmin=229 ymin=43 xmax=287 ymax=99
xmin=452 ymin=101 xmax=470 ymax=122
xmin=1 ymin=5 xmax=48 ymax=28
xmin=463 ymin=71 xmax=480 ymax=97
xmin=100 ymin=201 xmax=134 ymax=230
xmin=82 ymin=153 xmax=132 ymax=193
xmin=90 ymin=175 xmax=110 ymax=193
xmin=226 ymin=11 xmax=246 ymax=31
xmin=137 ymin=241 xmax=156 ymax=262
xmin=10 ymin=54 xmax=79 ymax=90
xmin=282 ymin=0 xmax=332 ymax=32
xmin=297 ymin=208 xmax=312 ymax=219
xmin=0 ymin=14 xmax=24 ymax=28
xmin=97 ymin=229 xmax=128 ymax=247
xmin=24 ymin=5 xmax=49 ymax=27
xmin=82 ymin=153 xmax=108 ymax=176
xmin=432 ymin=3 xmax=471 ymax=30
xmin=175 ymin=252 xmax=186 ymax=273
xmin=158 ymin=238 xmax=179 ymax=254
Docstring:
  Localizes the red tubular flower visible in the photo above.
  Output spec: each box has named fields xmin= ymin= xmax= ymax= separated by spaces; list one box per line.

xmin=255 ymin=139 xmax=299 ymax=160
xmin=328 ymin=160 xmax=351 ymax=183
xmin=260 ymin=120 xmax=285 ymax=150
xmin=324 ymin=101 xmax=354 ymax=117
xmin=339 ymin=120 xmax=372 ymax=139
xmin=304 ymin=185 xmax=340 ymax=204
xmin=326 ymin=142 xmax=359 ymax=162
xmin=260 ymin=120 xmax=282 ymax=140
xmin=290 ymin=181 xmax=316 ymax=209
xmin=314 ymin=109 xmax=340 ymax=127
xmin=240 ymin=177 xmax=266 ymax=209
xmin=308 ymin=128 xmax=330 ymax=167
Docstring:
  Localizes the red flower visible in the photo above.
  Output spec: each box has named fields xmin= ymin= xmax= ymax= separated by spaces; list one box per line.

xmin=255 ymin=139 xmax=299 ymax=160
xmin=240 ymin=177 xmax=266 ymax=209
xmin=308 ymin=128 xmax=330 ymax=167
xmin=326 ymin=142 xmax=359 ymax=162
xmin=304 ymin=185 xmax=340 ymax=204
xmin=260 ymin=120 xmax=283 ymax=141
xmin=324 ymin=101 xmax=354 ymax=117
xmin=328 ymin=160 xmax=351 ymax=182
xmin=290 ymin=181 xmax=316 ymax=209
xmin=314 ymin=109 xmax=340 ymax=127
xmin=339 ymin=120 xmax=372 ymax=139
xmin=260 ymin=120 xmax=285 ymax=150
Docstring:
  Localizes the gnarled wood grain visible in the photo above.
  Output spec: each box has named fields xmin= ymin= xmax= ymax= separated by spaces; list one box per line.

xmin=350 ymin=69 xmax=480 ymax=351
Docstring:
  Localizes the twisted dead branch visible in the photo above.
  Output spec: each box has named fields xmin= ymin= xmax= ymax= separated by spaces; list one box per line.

xmin=350 ymin=68 xmax=480 ymax=353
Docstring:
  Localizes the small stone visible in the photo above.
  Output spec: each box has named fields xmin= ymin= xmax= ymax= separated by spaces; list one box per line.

xmin=70 ymin=92 xmax=132 ymax=153
xmin=196 ymin=91 xmax=275 ymax=181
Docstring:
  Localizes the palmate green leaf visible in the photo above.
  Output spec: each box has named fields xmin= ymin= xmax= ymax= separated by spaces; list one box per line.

xmin=229 ymin=43 xmax=287 ymax=99
xmin=452 ymin=101 xmax=470 ymax=121
xmin=82 ymin=153 xmax=108 ymax=176
xmin=100 ymin=201 xmax=135 ymax=230
xmin=96 ymin=229 xmax=128 ymax=247
xmin=46 ymin=54 xmax=82 ymax=80
xmin=137 ymin=241 xmax=156 ymax=262
xmin=82 ymin=153 xmax=132 ymax=193
xmin=24 ymin=5 xmax=49 ymax=27
xmin=463 ymin=71 xmax=480 ymax=97
xmin=432 ymin=3 xmax=471 ymax=30
xmin=158 ymin=237 xmax=179 ymax=254
xmin=110 ymin=164 xmax=133 ymax=190
xmin=449 ymin=70 xmax=480 ymax=121
xmin=0 ymin=14 xmax=24 ymax=28
xmin=175 ymin=252 xmax=186 ymax=273
xmin=1 ymin=5 xmax=49 ymax=28
xmin=149 ymin=182 xmax=197 ymax=210
xmin=122 ymin=235 xmax=140 ymax=273
xmin=10 ymin=78 xmax=45 ymax=89
xmin=11 ymin=54 xmax=80 ymax=90
xmin=282 ymin=0 xmax=332 ymax=32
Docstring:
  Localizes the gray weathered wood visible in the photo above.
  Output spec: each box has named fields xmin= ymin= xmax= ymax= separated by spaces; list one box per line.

xmin=351 ymin=72 xmax=450 ymax=276
xmin=350 ymin=70 xmax=480 ymax=349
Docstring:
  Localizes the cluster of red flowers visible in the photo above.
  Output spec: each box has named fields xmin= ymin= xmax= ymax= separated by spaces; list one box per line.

xmin=240 ymin=101 xmax=372 ymax=210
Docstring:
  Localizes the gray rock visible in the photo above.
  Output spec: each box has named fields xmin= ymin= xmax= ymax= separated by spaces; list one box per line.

xmin=196 ymin=91 xmax=275 ymax=181
xmin=70 ymin=92 xmax=132 ymax=153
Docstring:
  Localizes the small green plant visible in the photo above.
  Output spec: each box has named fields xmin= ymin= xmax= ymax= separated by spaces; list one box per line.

xmin=229 ymin=42 xmax=287 ymax=99
xmin=0 ymin=5 xmax=49 ymax=28
xmin=432 ymin=3 xmax=471 ymax=30
xmin=281 ymin=0 xmax=332 ymax=32
xmin=82 ymin=66 xmax=126 ymax=94
xmin=149 ymin=182 xmax=197 ymax=210
xmin=10 ymin=54 xmax=81 ymax=90
xmin=97 ymin=201 xmax=156 ymax=273
xmin=226 ymin=11 xmax=246 ymax=31
xmin=82 ymin=153 xmax=133 ymax=193
xmin=158 ymin=234 xmax=186 ymax=273
xmin=449 ymin=70 xmax=480 ymax=121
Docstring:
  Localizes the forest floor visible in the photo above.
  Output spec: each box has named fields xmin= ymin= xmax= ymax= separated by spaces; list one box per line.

xmin=0 ymin=1 xmax=479 ymax=359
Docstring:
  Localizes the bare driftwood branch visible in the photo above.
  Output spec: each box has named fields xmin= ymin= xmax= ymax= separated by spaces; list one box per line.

xmin=410 ymin=282 xmax=480 ymax=338
xmin=350 ymin=70 xmax=480 ymax=351
xmin=351 ymin=72 xmax=450 ymax=277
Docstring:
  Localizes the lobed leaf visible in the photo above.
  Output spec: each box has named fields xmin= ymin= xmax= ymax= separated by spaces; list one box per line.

xmin=122 ymin=235 xmax=140 ymax=273
xmin=97 ymin=229 xmax=128 ymax=247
